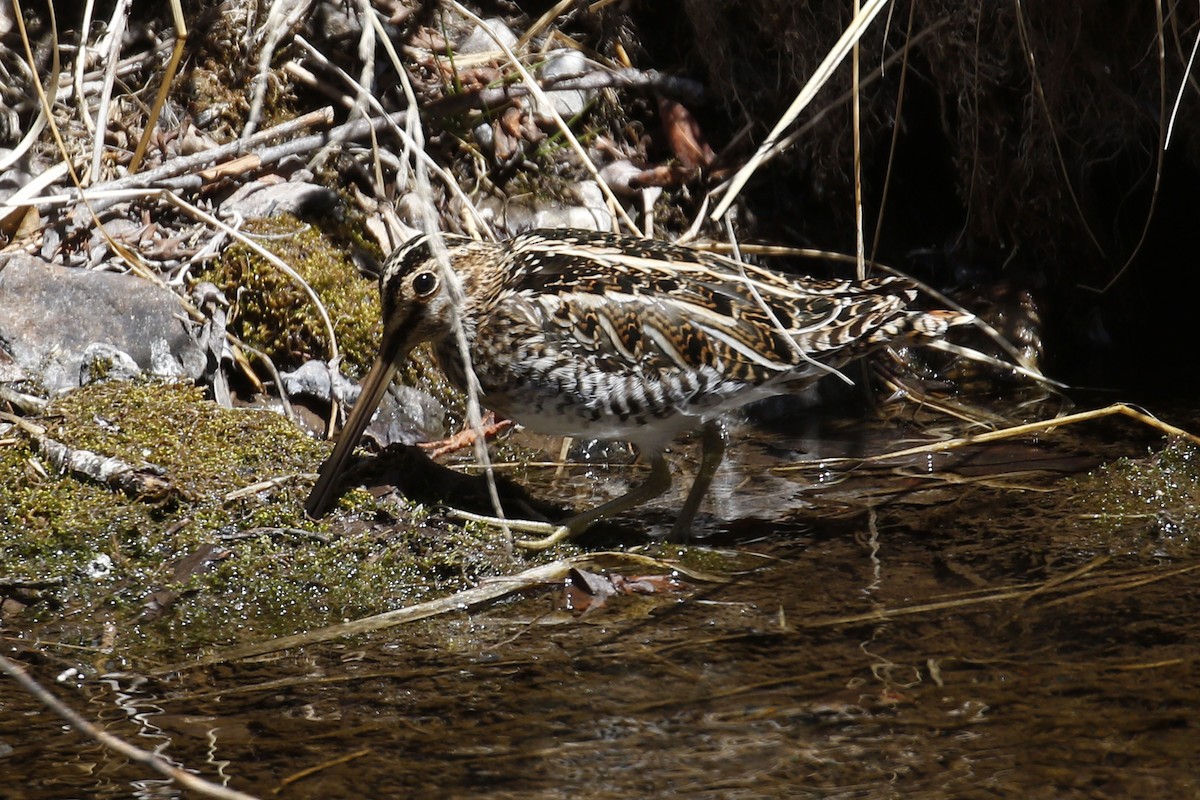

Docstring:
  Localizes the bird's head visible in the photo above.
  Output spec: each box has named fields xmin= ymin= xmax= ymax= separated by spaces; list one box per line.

xmin=376 ymin=233 xmax=473 ymax=362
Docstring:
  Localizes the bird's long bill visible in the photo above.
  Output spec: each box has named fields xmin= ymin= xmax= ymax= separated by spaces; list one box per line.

xmin=304 ymin=356 xmax=400 ymax=517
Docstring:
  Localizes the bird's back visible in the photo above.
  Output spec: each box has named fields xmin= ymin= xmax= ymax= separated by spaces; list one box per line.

xmin=431 ymin=229 xmax=968 ymax=450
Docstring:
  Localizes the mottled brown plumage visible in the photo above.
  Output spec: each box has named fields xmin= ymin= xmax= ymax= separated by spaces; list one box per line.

xmin=306 ymin=229 xmax=972 ymax=546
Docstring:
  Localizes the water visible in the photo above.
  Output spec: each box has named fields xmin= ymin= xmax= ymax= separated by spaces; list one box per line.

xmin=4 ymin=411 xmax=1200 ymax=798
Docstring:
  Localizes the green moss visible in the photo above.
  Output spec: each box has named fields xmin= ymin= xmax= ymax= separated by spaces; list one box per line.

xmin=199 ymin=214 xmax=382 ymax=377
xmin=0 ymin=380 xmax=521 ymax=659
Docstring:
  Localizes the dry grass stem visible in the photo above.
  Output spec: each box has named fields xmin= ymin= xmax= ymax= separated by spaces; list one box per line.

xmin=154 ymin=552 xmax=693 ymax=673
xmin=776 ymin=403 xmax=1200 ymax=477
xmin=0 ymin=654 xmax=261 ymax=800
xmin=128 ymin=0 xmax=188 ymax=173
xmin=711 ymin=0 xmax=891 ymax=221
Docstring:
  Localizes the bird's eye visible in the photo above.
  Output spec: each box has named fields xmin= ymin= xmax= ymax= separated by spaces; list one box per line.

xmin=412 ymin=271 xmax=439 ymax=298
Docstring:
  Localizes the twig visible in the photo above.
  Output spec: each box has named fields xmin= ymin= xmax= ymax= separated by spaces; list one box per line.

xmin=247 ymin=350 xmax=296 ymax=421
xmin=423 ymin=68 xmax=705 ymax=117
xmin=0 ymin=0 xmax=54 ymax=172
xmin=1011 ymin=0 xmax=1106 ymax=259
xmin=0 ymin=654 xmax=261 ymax=800
xmin=800 ymin=562 xmax=1200 ymax=628
xmin=127 ymin=0 xmax=188 ymax=173
xmin=0 ymin=412 xmax=175 ymax=501
xmin=275 ymin=748 xmax=371 ymax=792
xmin=1 ymin=108 xmax=340 ymax=213
xmin=773 ymin=402 xmax=1200 ymax=474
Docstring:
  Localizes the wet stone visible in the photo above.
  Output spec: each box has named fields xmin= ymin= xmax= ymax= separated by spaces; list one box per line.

xmin=283 ymin=360 xmax=446 ymax=446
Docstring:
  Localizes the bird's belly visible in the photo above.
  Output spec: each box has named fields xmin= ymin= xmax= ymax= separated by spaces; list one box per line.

xmin=437 ymin=341 xmax=798 ymax=450
xmin=480 ymin=382 xmax=700 ymax=448
xmin=477 ymin=371 xmax=790 ymax=452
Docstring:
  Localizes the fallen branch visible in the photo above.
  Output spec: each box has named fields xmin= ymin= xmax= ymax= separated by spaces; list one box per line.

xmin=1 ymin=109 xmax=331 ymax=217
xmin=6 ymin=109 xmax=412 ymax=214
xmin=0 ymin=412 xmax=175 ymax=502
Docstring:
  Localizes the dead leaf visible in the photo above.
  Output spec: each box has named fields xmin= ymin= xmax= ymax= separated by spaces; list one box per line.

xmin=564 ymin=568 xmax=686 ymax=615
xmin=658 ymin=95 xmax=715 ymax=170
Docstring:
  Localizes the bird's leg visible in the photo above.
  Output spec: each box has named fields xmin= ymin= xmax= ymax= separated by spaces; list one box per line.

xmin=669 ymin=420 xmax=727 ymax=543
xmin=551 ymin=452 xmax=672 ymax=538
xmin=449 ymin=452 xmax=673 ymax=550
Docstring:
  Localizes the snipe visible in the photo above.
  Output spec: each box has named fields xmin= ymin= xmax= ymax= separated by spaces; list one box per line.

xmin=305 ymin=228 xmax=972 ymax=547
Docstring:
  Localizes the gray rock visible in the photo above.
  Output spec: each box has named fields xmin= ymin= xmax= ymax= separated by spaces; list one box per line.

xmin=533 ymin=181 xmax=613 ymax=231
xmin=281 ymin=359 xmax=358 ymax=400
xmin=221 ymin=180 xmax=340 ymax=220
xmin=599 ymin=159 xmax=644 ymax=197
xmin=473 ymin=194 xmax=537 ymax=235
xmin=534 ymin=50 xmax=596 ymax=120
xmin=0 ymin=253 xmax=208 ymax=393
xmin=0 ymin=345 xmax=25 ymax=382
xmin=79 ymin=343 xmax=142 ymax=385
xmin=284 ymin=359 xmax=445 ymax=446
xmin=473 ymin=121 xmax=495 ymax=154
xmin=365 ymin=384 xmax=446 ymax=447
xmin=458 ymin=18 xmax=517 ymax=56
xmin=0 ymin=167 xmax=33 ymax=203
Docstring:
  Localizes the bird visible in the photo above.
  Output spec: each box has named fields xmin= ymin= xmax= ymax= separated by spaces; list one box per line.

xmin=305 ymin=228 xmax=973 ymax=548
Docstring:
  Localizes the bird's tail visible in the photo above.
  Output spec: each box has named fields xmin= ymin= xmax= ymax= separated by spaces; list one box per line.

xmin=902 ymin=308 xmax=1063 ymax=389
xmin=907 ymin=309 xmax=977 ymax=338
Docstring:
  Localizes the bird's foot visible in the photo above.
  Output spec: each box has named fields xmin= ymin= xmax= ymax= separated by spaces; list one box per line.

xmin=418 ymin=412 xmax=513 ymax=459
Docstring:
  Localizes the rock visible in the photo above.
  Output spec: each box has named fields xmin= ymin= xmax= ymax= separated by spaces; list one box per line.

xmin=0 ymin=253 xmax=208 ymax=393
xmin=283 ymin=360 xmax=445 ymax=446
xmin=473 ymin=120 xmax=495 ymax=154
xmin=365 ymin=384 xmax=446 ymax=447
xmin=534 ymin=50 xmax=596 ymax=120
xmin=458 ymin=18 xmax=517 ymax=55
xmin=79 ymin=343 xmax=143 ymax=385
xmin=281 ymin=359 xmax=359 ymax=401
xmin=221 ymin=179 xmax=340 ymax=220
xmin=0 ymin=344 xmax=25 ymax=383
xmin=0 ymin=168 xmax=33 ymax=203
xmin=474 ymin=180 xmax=616 ymax=235
xmin=533 ymin=181 xmax=613 ymax=231
xmin=599 ymin=159 xmax=644 ymax=198
xmin=473 ymin=194 xmax=538 ymax=235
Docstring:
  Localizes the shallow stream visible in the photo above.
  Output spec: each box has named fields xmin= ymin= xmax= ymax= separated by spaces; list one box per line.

xmin=4 ymin=409 xmax=1199 ymax=798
